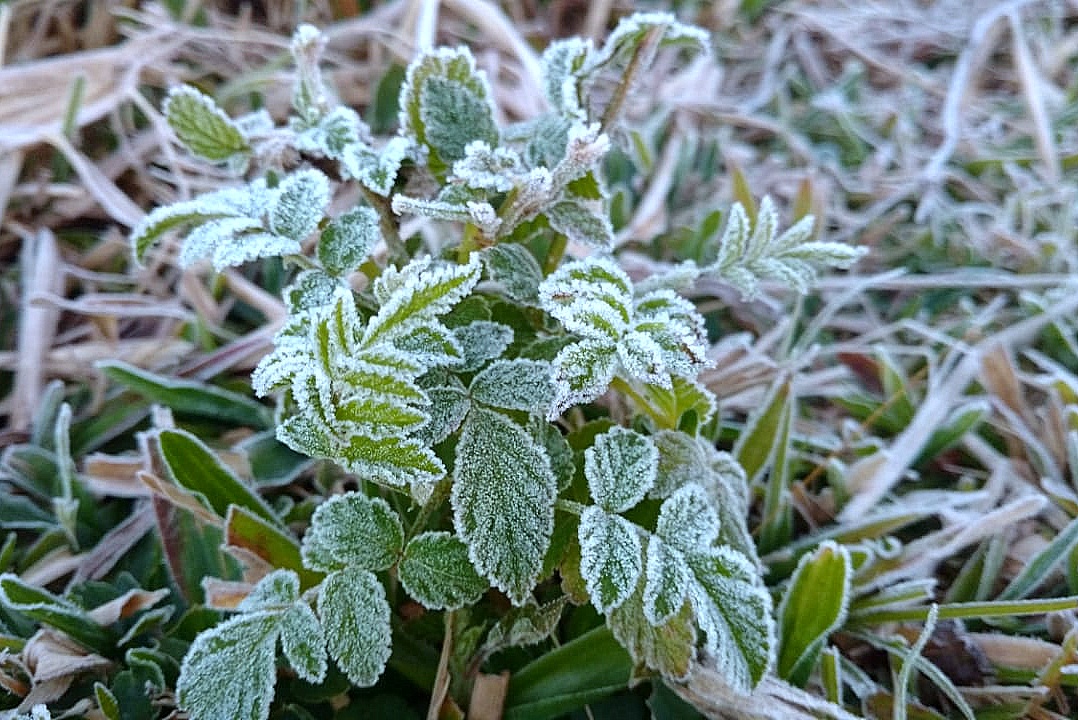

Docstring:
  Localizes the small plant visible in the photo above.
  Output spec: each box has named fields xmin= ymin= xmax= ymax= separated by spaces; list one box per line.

xmin=2 ymin=14 xmax=867 ymax=720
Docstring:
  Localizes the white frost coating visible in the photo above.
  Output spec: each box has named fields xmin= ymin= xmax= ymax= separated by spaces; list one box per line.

xmin=451 ymin=141 xmax=524 ymax=192
xmin=587 ymin=11 xmax=711 ymax=72
xmin=237 ymin=569 xmax=301 ymax=612
xmin=163 ymin=85 xmax=249 ymax=162
xmin=617 ymin=331 xmax=671 ymax=388
xmin=466 ymin=201 xmax=503 ymax=236
xmin=452 ymin=408 xmax=556 ymax=605
xmin=269 ymin=168 xmax=331 ymax=242
xmin=469 ymin=359 xmax=555 ymax=414
xmin=545 ymin=199 xmax=614 ymax=250
xmin=578 ymin=506 xmax=642 ymax=613
xmin=300 ymin=491 xmax=404 ymax=573
xmin=708 ymin=197 xmax=866 ymax=300
xmin=548 ymin=339 xmax=619 ymax=419
xmin=318 ymin=567 xmax=392 ymax=687
xmin=398 ymin=531 xmax=488 ymax=610
xmin=279 ymin=602 xmax=328 ymax=683
xmin=553 ymin=122 xmax=610 ymax=187
xmin=453 ymin=321 xmax=513 ymax=371
xmin=656 ymin=483 xmax=720 ymax=553
xmin=540 ymin=38 xmax=592 ymax=118
xmin=642 ymin=537 xmax=691 ymax=626
xmin=584 ymin=427 xmax=657 ymax=513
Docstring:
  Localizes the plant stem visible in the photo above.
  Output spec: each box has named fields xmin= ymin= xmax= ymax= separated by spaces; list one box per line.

xmin=427 ymin=610 xmax=457 ymax=720
xmin=361 ymin=185 xmax=407 ymax=264
xmin=599 ymin=25 xmax=665 ymax=134
xmin=407 ymin=478 xmax=451 ymax=542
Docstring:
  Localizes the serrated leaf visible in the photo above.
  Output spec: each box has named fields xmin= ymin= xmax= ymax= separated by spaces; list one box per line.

xmin=164 ymin=85 xmax=249 ymax=162
xmin=451 ymin=141 xmax=523 ymax=192
xmin=453 ymin=320 xmax=513 ymax=371
xmin=300 ymin=492 xmax=403 ymax=572
xmin=285 ymin=270 xmax=343 ymax=312
xmin=399 ymin=531 xmax=488 ymax=610
xmin=177 ymin=611 xmax=279 ymax=720
xmin=238 ymin=569 xmax=301 ymax=611
xmin=655 ymin=484 xmax=719 ymax=552
xmin=777 ymin=541 xmax=851 ymax=686
xmin=341 ymin=434 xmax=445 ymax=488
xmin=417 ymin=382 xmax=472 ymax=444
xmin=452 ymin=408 xmax=557 ymax=605
xmin=470 ymin=359 xmax=555 ymax=414
xmin=548 ymin=339 xmax=618 ymax=418
xmin=643 ymin=538 xmax=691 ymax=627
xmin=485 ymin=596 xmax=568 ymax=654
xmin=540 ymin=38 xmax=591 ymax=118
xmin=539 ymin=257 xmax=633 ymax=340
xmin=608 ymin=582 xmax=696 ymax=682
xmin=484 ymin=244 xmax=544 ymax=304
xmin=584 ymin=427 xmax=657 ymax=513
xmin=578 ymin=507 xmax=642 ymax=613
xmin=686 ymin=547 xmax=775 ymax=692
xmin=280 ymin=603 xmax=327 ymax=683
xmin=342 ymin=136 xmax=410 ymax=196
xmin=318 ymin=206 xmax=379 ymax=276
xmin=269 ymin=169 xmax=330 ymax=242
xmin=546 ymin=200 xmax=613 ymax=250
xmin=130 ymin=203 xmax=236 ymax=264
xmin=318 ymin=567 xmax=392 ymax=687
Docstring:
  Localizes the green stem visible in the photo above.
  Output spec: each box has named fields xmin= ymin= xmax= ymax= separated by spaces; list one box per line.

xmin=554 ymin=498 xmax=588 ymax=516
xmin=609 ymin=377 xmax=672 ymax=429
xmin=361 ymin=186 xmax=406 ymax=264
xmin=544 ymin=234 xmax=568 ymax=276
xmin=599 ymin=25 xmax=665 ymax=134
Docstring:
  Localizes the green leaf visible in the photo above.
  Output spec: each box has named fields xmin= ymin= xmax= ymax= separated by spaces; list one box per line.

xmin=318 ymin=567 xmax=392 ymax=687
xmin=318 ymin=206 xmax=379 ymax=276
xmin=540 ymin=38 xmax=591 ymax=118
xmin=399 ymin=531 xmax=488 ymax=610
xmin=238 ymin=569 xmax=301 ymax=610
xmin=158 ymin=429 xmax=281 ymax=527
xmin=504 ymin=625 xmax=633 ymax=720
xmin=584 ymin=427 xmax=658 ymax=513
xmin=470 ymin=359 xmax=555 ymax=414
xmin=776 ymin=541 xmax=851 ymax=686
xmin=164 ymin=85 xmax=249 ymax=162
xmin=687 ymin=547 xmax=775 ymax=692
xmin=608 ymin=581 xmax=696 ymax=681
xmin=129 ymin=203 xmax=236 ymax=264
xmin=268 ymin=169 xmax=330 ymax=243
xmin=0 ymin=573 xmax=113 ymax=652
xmin=177 ymin=611 xmax=280 ymax=720
xmin=399 ymin=47 xmax=498 ymax=174
xmin=280 ymin=603 xmax=327 ymax=683
xmin=733 ymin=376 xmax=791 ymax=484
xmin=452 ymin=408 xmax=557 ymax=605
xmin=453 ymin=320 xmax=514 ymax=371
xmin=546 ymin=200 xmax=613 ymax=250
xmin=484 ymin=596 xmax=568 ymax=654
xmin=548 ymin=339 xmax=618 ymax=418
xmin=655 ymin=484 xmax=719 ymax=553
xmin=483 ymin=244 xmax=544 ymax=304
xmin=340 ymin=434 xmax=446 ymax=488
xmin=95 ymin=682 xmax=122 ymax=720
xmin=999 ymin=512 xmax=1078 ymax=601
xmin=99 ymin=361 xmax=272 ymax=429
xmin=579 ymin=508 xmax=642 ymax=613
xmin=300 ymin=491 xmax=403 ymax=573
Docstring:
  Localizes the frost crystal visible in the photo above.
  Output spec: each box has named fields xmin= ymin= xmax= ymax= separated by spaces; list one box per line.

xmin=300 ymin=491 xmax=404 ymax=572
xmin=584 ymin=427 xmax=657 ymax=513
xmin=578 ymin=506 xmax=642 ymax=613
xmin=318 ymin=567 xmax=392 ymax=687
xmin=399 ymin=531 xmax=488 ymax=610
xmin=538 ymin=257 xmax=710 ymax=417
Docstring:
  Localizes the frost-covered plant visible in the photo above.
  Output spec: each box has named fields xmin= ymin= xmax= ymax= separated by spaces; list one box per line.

xmin=128 ymin=14 xmax=863 ymax=720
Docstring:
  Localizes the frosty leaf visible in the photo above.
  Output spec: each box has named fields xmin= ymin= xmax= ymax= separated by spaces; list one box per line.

xmin=617 ymin=331 xmax=670 ymax=388
xmin=293 ymin=106 xmax=364 ymax=159
xmin=318 ymin=206 xmax=379 ymax=276
xmin=399 ymin=47 xmax=498 ymax=174
xmin=277 ymin=413 xmax=335 ymax=459
xmin=483 ymin=243 xmax=544 ymax=304
xmin=269 ymin=169 xmax=330 ymax=242
xmin=548 ymin=339 xmax=618 ymax=419
xmin=280 ymin=603 xmax=327 ymax=683
xmin=643 ymin=538 xmax=691 ymax=626
xmin=341 ymin=136 xmax=410 ymax=196
xmin=590 ymin=12 xmax=710 ymax=71
xmin=608 ymin=581 xmax=696 ymax=682
xmin=164 ymin=85 xmax=249 ymax=162
xmin=552 ymin=123 xmax=611 ymax=189
xmin=290 ymin=24 xmax=330 ymax=124
xmin=520 ymin=113 xmax=572 ymax=169
xmin=452 ymin=408 xmax=556 ymax=605
xmin=484 ymin=596 xmax=568 ymax=653
xmin=363 ymin=254 xmax=482 ymax=349
xmin=651 ymin=429 xmax=707 ymax=498
xmin=708 ymin=197 xmax=866 ymax=300
xmin=399 ymin=531 xmax=488 ymax=610
xmin=545 ymin=199 xmax=613 ymax=250
xmin=541 ymin=38 xmax=592 ymax=118
xmin=209 ymin=232 xmax=303 ymax=271
xmin=177 ymin=611 xmax=279 ymax=720
xmin=417 ymin=382 xmax=471 ymax=444
xmin=341 ymin=433 xmax=445 ymax=487
xmin=538 ymin=257 xmax=633 ymax=340
xmin=584 ymin=427 xmax=657 ymax=513
xmin=655 ymin=484 xmax=719 ymax=553
xmin=529 ymin=416 xmax=576 ymax=490
xmin=451 ymin=141 xmax=524 ymax=192
xmin=578 ymin=506 xmax=642 ymax=613
xmin=300 ymin=491 xmax=403 ymax=572
xmin=284 ymin=270 xmax=342 ymax=312
xmin=470 ymin=359 xmax=555 ymax=414
xmin=453 ymin=321 xmax=513 ymax=371
xmin=318 ymin=567 xmax=392 ymax=687
xmin=335 ymin=391 xmax=429 ymax=439
xmin=686 ymin=547 xmax=775 ymax=692
xmin=130 ymin=196 xmax=241 ymax=263
xmin=237 ymin=569 xmax=300 ymax=611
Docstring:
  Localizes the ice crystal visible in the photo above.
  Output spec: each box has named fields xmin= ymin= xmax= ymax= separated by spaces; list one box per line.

xmin=399 ymin=531 xmax=488 ymax=610
xmin=300 ymin=491 xmax=404 ymax=573
xmin=318 ymin=567 xmax=392 ymax=687
xmin=578 ymin=506 xmax=642 ymax=613
xmin=584 ymin=427 xmax=657 ymax=513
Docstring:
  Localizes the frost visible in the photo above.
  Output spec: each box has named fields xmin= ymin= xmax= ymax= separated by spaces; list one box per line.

xmin=318 ymin=567 xmax=392 ymax=687
xmin=655 ymin=483 xmax=719 ymax=553
xmin=708 ymin=198 xmax=866 ymax=300
xmin=237 ymin=569 xmax=300 ymax=611
xmin=609 ymin=581 xmax=696 ymax=682
xmin=452 ymin=408 xmax=557 ymax=605
xmin=279 ymin=603 xmax=327 ymax=683
xmin=541 ymin=38 xmax=592 ymax=118
xmin=539 ymin=257 xmax=710 ymax=417
xmin=290 ymin=24 xmax=330 ymax=124
xmin=300 ymin=492 xmax=404 ymax=573
xmin=546 ymin=199 xmax=613 ymax=250
xmin=453 ymin=320 xmax=513 ymax=371
xmin=451 ymin=141 xmax=524 ymax=192
xmin=318 ymin=206 xmax=379 ymax=276
xmin=483 ymin=243 xmax=544 ymax=304
xmin=177 ymin=611 xmax=279 ymax=720
xmin=399 ymin=46 xmax=498 ymax=174
xmin=293 ymin=106 xmax=364 ymax=159
xmin=584 ymin=427 xmax=657 ymax=513
xmin=341 ymin=136 xmax=411 ymax=196
xmin=164 ymin=85 xmax=249 ymax=162
xmin=341 ymin=434 xmax=445 ymax=487
xmin=269 ymin=169 xmax=331 ymax=242
xmin=417 ymin=381 xmax=471 ymax=444
xmin=484 ymin=596 xmax=568 ymax=653
xmin=578 ymin=506 xmax=642 ymax=613
xmin=642 ymin=538 xmax=691 ymax=626
xmin=588 ymin=12 xmax=711 ymax=72
xmin=399 ymin=531 xmax=488 ymax=610
xmin=469 ymin=359 xmax=555 ymax=414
